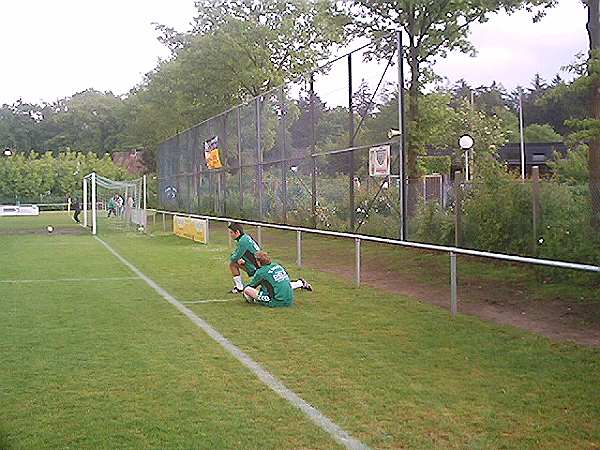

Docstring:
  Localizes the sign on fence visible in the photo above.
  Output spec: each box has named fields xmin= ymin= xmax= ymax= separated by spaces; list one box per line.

xmin=204 ymin=136 xmax=223 ymax=169
xmin=0 ymin=205 xmax=40 ymax=216
xmin=173 ymin=215 xmax=208 ymax=244
xmin=369 ymin=145 xmax=391 ymax=177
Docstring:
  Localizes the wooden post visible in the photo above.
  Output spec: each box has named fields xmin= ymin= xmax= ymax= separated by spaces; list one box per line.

xmin=532 ymin=166 xmax=540 ymax=255
xmin=454 ymin=171 xmax=463 ymax=247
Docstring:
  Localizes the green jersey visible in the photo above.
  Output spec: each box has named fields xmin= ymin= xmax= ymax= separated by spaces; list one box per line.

xmin=230 ymin=233 xmax=261 ymax=275
xmin=246 ymin=262 xmax=293 ymax=307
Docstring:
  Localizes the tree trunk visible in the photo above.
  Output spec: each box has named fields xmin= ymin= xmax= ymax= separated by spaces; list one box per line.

xmin=588 ymin=0 xmax=600 ymax=228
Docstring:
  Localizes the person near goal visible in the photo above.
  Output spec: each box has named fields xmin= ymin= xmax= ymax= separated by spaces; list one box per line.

xmin=243 ymin=251 xmax=312 ymax=307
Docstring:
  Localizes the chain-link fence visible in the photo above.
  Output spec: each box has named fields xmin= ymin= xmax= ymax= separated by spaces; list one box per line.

xmin=157 ymin=36 xmax=600 ymax=268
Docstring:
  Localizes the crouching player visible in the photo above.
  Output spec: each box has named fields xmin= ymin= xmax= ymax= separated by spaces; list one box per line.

xmin=243 ymin=252 xmax=312 ymax=307
xmin=228 ymin=222 xmax=261 ymax=293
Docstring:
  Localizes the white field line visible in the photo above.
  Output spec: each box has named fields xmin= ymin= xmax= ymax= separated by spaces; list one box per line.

xmin=0 ymin=277 xmax=139 ymax=284
xmin=95 ymin=236 xmax=370 ymax=450
xmin=182 ymin=298 xmax=237 ymax=304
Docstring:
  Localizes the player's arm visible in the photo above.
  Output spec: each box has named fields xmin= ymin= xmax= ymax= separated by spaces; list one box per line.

xmin=229 ymin=242 xmax=245 ymax=262
xmin=245 ymin=270 xmax=263 ymax=288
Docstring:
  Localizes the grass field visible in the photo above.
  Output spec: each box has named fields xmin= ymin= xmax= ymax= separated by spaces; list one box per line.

xmin=1 ymin=212 xmax=599 ymax=449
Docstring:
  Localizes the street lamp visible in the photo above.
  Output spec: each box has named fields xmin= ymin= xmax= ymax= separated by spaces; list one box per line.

xmin=458 ymin=135 xmax=474 ymax=181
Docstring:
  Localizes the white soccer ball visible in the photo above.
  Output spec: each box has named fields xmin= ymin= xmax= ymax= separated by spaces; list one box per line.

xmin=137 ymin=225 xmax=144 ymax=233
xmin=47 ymin=225 xmax=54 ymax=233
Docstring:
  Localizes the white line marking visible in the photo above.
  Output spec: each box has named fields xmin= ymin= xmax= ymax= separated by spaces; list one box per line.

xmin=94 ymin=236 xmax=369 ymax=450
xmin=182 ymin=298 xmax=237 ymax=304
xmin=0 ymin=277 xmax=139 ymax=284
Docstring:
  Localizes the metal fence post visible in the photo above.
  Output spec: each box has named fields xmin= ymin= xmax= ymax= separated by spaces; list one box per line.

xmin=454 ymin=171 xmax=463 ymax=247
xmin=310 ymin=73 xmax=317 ymax=229
xmin=397 ymin=30 xmax=407 ymax=241
xmin=450 ymin=251 xmax=458 ymax=317
xmin=532 ymin=166 xmax=540 ymax=255
xmin=280 ymin=86 xmax=288 ymax=224
xmin=355 ymin=238 xmax=361 ymax=287
xmin=162 ymin=212 xmax=166 ymax=232
xmin=348 ymin=54 xmax=356 ymax=231
xmin=256 ymin=97 xmax=264 ymax=221
xmin=237 ymin=107 xmax=243 ymax=212
xmin=296 ymin=230 xmax=302 ymax=267
xmin=257 ymin=225 xmax=262 ymax=247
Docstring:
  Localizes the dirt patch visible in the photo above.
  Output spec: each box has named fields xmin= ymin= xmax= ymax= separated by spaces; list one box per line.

xmin=309 ymin=258 xmax=600 ymax=348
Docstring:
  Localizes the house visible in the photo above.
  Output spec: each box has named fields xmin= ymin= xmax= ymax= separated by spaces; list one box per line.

xmin=424 ymin=142 xmax=568 ymax=177
xmin=497 ymin=142 xmax=567 ymax=176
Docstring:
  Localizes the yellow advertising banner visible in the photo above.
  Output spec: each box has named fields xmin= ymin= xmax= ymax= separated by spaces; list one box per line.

xmin=173 ymin=215 xmax=208 ymax=244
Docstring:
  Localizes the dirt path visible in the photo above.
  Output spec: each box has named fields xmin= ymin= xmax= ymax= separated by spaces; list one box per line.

xmin=299 ymin=252 xmax=600 ymax=348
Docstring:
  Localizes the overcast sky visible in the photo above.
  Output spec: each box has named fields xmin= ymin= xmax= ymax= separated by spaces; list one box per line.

xmin=0 ymin=0 xmax=588 ymax=107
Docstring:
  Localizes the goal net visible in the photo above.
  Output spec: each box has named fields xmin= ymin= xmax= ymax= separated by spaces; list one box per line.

xmin=82 ymin=173 xmax=147 ymax=235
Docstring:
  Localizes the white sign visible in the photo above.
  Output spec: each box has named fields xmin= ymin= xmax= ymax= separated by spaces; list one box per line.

xmin=369 ymin=145 xmax=391 ymax=177
xmin=0 ymin=205 xmax=40 ymax=216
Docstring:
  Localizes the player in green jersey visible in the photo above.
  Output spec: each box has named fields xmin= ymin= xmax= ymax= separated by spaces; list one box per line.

xmin=228 ymin=222 xmax=262 ymax=293
xmin=243 ymin=252 xmax=312 ymax=307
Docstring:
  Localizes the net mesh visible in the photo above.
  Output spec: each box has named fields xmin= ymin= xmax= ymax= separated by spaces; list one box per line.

xmin=85 ymin=175 xmax=146 ymax=234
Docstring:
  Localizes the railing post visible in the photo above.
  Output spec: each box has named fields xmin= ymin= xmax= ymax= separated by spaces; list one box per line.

xmin=162 ymin=212 xmax=166 ymax=232
xmin=257 ymin=225 xmax=262 ymax=247
xmin=450 ymin=252 xmax=458 ymax=317
xmin=355 ymin=238 xmax=361 ymax=287
xmin=296 ymin=230 xmax=302 ymax=267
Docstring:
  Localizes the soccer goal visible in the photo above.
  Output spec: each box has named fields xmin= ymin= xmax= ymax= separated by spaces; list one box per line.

xmin=82 ymin=172 xmax=147 ymax=235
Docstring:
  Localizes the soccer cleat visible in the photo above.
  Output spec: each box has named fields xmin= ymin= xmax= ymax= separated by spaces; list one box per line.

xmin=300 ymin=278 xmax=313 ymax=292
xmin=229 ymin=287 xmax=243 ymax=294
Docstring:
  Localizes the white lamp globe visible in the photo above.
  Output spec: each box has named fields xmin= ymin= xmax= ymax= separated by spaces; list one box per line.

xmin=459 ymin=135 xmax=474 ymax=150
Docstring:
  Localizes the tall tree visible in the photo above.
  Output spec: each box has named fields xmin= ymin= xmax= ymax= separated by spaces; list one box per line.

xmin=345 ymin=0 xmax=556 ymax=177
xmin=586 ymin=0 xmax=600 ymax=227
xmin=126 ymin=0 xmax=349 ymax=161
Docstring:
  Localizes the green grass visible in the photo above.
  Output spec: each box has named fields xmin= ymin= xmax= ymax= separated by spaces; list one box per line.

xmin=0 ymin=211 xmax=81 ymax=233
xmin=1 ymin=213 xmax=600 ymax=449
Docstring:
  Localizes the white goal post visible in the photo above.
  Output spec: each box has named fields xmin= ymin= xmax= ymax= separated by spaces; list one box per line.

xmin=82 ymin=172 xmax=147 ymax=235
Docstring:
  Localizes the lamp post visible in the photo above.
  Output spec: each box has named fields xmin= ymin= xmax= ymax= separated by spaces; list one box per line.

xmin=459 ymin=135 xmax=474 ymax=181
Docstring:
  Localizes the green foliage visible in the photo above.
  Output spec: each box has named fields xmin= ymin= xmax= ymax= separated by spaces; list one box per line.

xmin=524 ymin=123 xmax=562 ymax=143
xmin=412 ymin=200 xmax=454 ymax=245
xmin=547 ymin=145 xmax=589 ymax=185
xmin=418 ymin=156 xmax=451 ymax=175
xmin=0 ymin=151 xmax=128 ymax=203
xmin=462 ymin=163 xmax=534 ymax=255
xmin=536 ymin=182 xmax=600 ymax=282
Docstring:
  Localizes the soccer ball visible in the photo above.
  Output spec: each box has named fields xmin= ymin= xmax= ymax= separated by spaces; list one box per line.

xmin=137 ymin=225 xmax=144 ymax=233
xmin=47 ymin=225 xmax=54 ymax=233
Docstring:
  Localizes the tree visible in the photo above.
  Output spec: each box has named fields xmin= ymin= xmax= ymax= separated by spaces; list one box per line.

xmin=123 ymin=0 xmax=349 ymax=164
xmin=345 ymin=0 xmax=557 ymax=177
xmin=586 ymin=0 xmax=600 ymax=228
xmin=524 ymin=123 xmax=562 ymax=142
xmin=44 ymin=90 xmax=126 ymax=155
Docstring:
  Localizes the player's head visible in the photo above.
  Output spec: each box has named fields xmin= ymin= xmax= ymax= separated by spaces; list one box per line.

xmin=255 ymin=251 xmax=271 ymax=267
xmin=227 ymin=222 xmax=244 ymax=239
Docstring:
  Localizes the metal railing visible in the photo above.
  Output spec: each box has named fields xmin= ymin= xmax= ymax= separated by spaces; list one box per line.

xmin=148 ymin=208 xmax=600 ymax=318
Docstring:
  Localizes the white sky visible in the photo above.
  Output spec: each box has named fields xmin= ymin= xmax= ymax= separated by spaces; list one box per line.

xmin=0 ymin=0 xmax=589 ymax=107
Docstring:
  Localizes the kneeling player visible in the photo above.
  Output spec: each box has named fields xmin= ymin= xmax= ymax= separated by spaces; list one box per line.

xmin=243 ymin=252 xmax=312 ymax=307
xmin=228 ymin=222 xmax=261 ymax=293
